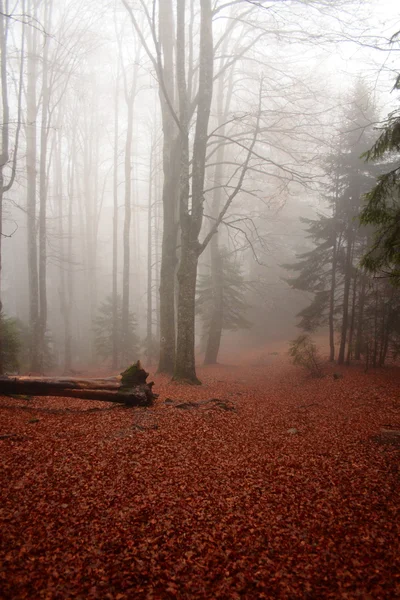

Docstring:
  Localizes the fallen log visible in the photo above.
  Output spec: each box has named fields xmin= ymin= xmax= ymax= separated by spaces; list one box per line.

xmin=0 ymin=361 xmax=156 ymax=406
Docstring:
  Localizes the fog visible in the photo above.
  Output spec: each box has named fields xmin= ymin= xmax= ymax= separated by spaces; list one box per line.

xmin=1 ymin=0 xmax=399 ymax=379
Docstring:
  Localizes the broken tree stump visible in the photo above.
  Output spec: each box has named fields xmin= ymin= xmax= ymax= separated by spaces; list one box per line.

xmin=0 ymin=361 xmax=156 ymax=407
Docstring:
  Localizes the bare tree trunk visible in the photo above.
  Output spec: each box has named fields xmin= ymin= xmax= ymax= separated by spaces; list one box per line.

xmin=112 ymin=72 xmax=119 ymax=370
xmin=0 ymin=0 xmax=23 ymax=372
xmin=65 ymin=129 xmax=75 ymax=374
xmin=0 ymin=1 xmax=8 ymax=325
xmin=204 ymin=54 xmax=233 ymax=365
xmin=204 ymin=238 xmax=223 ymax=365
xmin=328 ymin=236 xmax=338 ymax=362
xmin=175 ymin=247 xmax=200 ymax=382
xmin=146 ymin=142 xmax=153 ymax=364
xmin=354 ymin=274 xmax=366 ymax=360
xmin=81 ymin=103 xmax=99 ymax=361
xmin=157 ymin=0 xmax=179 ymax=374
xmin=372 ymin=288 xmax=379 ymax=368
xmin=174 ymin=0 xmax=214 ymax=382
xmin=154 ymin=166 xmax=161 ymax=345
xmin=121 ymin=97 xmax=133 ymax=364
xmin=38 ymin=0 xmax=51 ymax=370
xmin=0 ymin=0 xmax=9 ymax=373
xmin=378 ymin=300 xmax=386 ymax=367
xmin=379 ymin=293 xmax=393 ymax=367
xmin=346 ymin=271 xmax=357 ymax=365
xmin=338 ymin=231 xmax=353 ymax=365
xmin=26 ymin=0 xmax=40 ymax=371
xmin=158 ymin=144 xmax=180 ymax=374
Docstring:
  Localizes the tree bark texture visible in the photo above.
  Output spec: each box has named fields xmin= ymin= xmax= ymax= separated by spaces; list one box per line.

xmin=0 ymin=363 xmax=156 ymax=406
xmin=204 ymin=238 xmax=223 ymax=365
xmin=175 ymin=246 xmax=200 ymax=383
xmin=157 ymin=0 xmax=180 ymax=374
xmin=174 ymin=0 xmax=213 ymax=382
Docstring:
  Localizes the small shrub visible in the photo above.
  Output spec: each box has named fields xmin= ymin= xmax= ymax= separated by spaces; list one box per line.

xmin=289 ymin=334 xmax=324 ymax=377
xmin=0 ymin=312 xmax=21 ymax=372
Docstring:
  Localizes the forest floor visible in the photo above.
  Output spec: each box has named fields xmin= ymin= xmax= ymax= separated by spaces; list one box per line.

xmin=0 ymin=351 xmax=399 ymax=599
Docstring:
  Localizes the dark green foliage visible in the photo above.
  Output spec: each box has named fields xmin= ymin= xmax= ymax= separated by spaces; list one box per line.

xmin=93 ymin=294 xmax=139 ymax=365
xmin=288 ymin=334 xmax=323 ymax=377
xmin=286 ymin=82 xmax=381 ymax=366
xmin=0 ymin=315 xmax=54 ymax=373
xmin=296 ymin=291 xmax=330 ymax=332
xmin=360 ymin=195 xmax=400 ymax=281
xmin=197 ymin=251 xmax=251 ymax=333
xmin=0 ymin=313 xmax=21 ymax=372
xmin=16 ymin=320 xmax=54 ymax=372
xmin=283 ymin=215 xmax=340 ymax=333
xmin=360 ymin=46 xmax=400 ymax=282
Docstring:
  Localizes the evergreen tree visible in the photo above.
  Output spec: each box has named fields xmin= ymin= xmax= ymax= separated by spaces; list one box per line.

xmin=285 ymin=81 xmax=380 ymax=363
xmin=360 ymin=48 xmax=400 ymax=282
xmin=197 ymin=249 xmax=251 ymax=364
xmin=93 ymin=294 xmax=139 ymax=367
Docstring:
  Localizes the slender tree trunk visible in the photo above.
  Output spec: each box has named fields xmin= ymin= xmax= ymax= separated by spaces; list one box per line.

xmin=118 ymin=32 xmax=140 ymax=366
xmin=354 ymin=275 xmax=366 ymax=360
xmin=328 ymin=234 xmax=339 ymax=362
xmin=82 ymin=105 xmax=98 ymax=361
xmin=0 ymin=0 xmax=9 ymax=373
xmin=204 ymin=238 xmax=223 ymax=364
xmin=65 ymin=135 xmax=75 ymax=373
xmin=38 ymin=0 xmax=51 ymax=370
xmin=26 ymin=2 xmax=40 ymax=371
xmin=121 ymin=86 xmax=134 ymax=365
xmin=338 ymin=230 xmax=353 ymax=365
xmin=146 ymin=144 xmax=153 ymax=364
xmin=154 ymin=168 xmax=161 ymax=345
xmin=378 ymin=300 xmax=386 ymax=367
xmin=380 ymin=300 xmax=392 ymax=367
xmin=372 ymin=289 xmax=379 ymax=368
xmin=112 ymin=73 xmax=119 ymax=369
xmin=55 ymin=129 xmax=67 ymax=371
xmin=204 ymin=49 xmax=233 ymax=365
xmin=346 ymin=271 xmax=357 ymax=365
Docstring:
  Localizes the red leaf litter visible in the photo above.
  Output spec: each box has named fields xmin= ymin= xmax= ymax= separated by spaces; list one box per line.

xmin=1 ymin=356 xmax=399 ymax=599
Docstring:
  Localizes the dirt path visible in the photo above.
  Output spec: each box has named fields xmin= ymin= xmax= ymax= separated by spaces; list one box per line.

xmin=0 ymin=359 xmax=399 ymax=599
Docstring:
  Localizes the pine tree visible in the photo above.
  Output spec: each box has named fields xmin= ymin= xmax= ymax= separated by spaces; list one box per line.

xmin=284 ymin=212 xmax=345 ymax=360
xmin=285 ymin=81 xmax=380 ymax=363
xmin=197 ymin=250 xmax=251 ymax=364
xmin=360 ymin=47 xmax=400 ymax=282
xmin=93 ymin=294 xmax=139 ymax=367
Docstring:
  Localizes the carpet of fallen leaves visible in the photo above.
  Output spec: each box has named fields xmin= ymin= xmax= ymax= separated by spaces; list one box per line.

xmin=1 ymin=354 xmax=399 ymax=599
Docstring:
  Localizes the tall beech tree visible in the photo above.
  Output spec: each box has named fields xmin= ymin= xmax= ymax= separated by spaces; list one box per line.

xmin=0 ymin=1 xmax=24 ymax=373
xmin=122 ymin=0 xmax=180 ymax=374
xmin=123 ymin=0 xmax=266 ymax=381
xmin=25 ymin=0 xmax=40 ymax=371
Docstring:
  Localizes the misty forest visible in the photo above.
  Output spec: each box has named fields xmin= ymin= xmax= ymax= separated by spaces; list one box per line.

xmin=1 ymin=0 xmax=400 ymax=598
